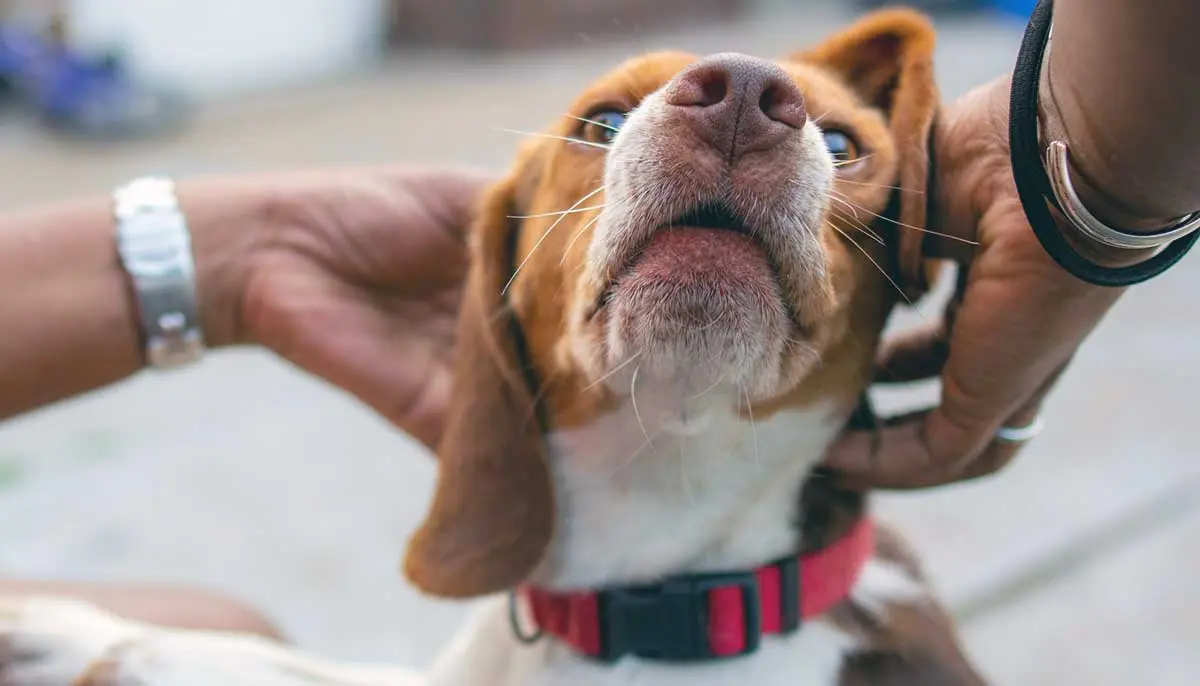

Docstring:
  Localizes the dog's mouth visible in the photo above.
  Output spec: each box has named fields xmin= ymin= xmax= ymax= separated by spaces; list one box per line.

xmin=591 ymin=200 xmax=791 ymax=321
xmin=671 ymin=201 xmax=752 ymax=235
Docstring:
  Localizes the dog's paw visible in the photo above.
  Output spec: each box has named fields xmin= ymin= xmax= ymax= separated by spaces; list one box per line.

xmin=0 ymin=595 xmax=147 ymax=686
xmin=75 ymin=632 xmax=389 ymax=686
xmin=1 ymin=597 xmax=414 ymax=686
xmin=72 ymin=633 xmax=281 ymax=686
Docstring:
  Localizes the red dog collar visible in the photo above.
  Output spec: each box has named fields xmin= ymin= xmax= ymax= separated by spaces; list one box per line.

xmin=516 ymin=518 xmax=874 ymax=663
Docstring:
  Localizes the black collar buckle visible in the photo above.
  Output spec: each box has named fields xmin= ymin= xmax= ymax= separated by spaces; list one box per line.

xmin=594 ymin=569 xmax=763 ymax=663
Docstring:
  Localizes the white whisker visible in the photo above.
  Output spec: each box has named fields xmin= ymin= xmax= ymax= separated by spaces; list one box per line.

xmin=838 ymin=178 xmax=924 ymax=194
xmin=686 ymin=369 xmax=730 ymax=400
xmin=564 ymin=114 xmax=620 ymax=132
xmin=832 ymin=192 xmax=978 ymax=246
xmin=560 ymin=213 xmax=603 ymax=266
xmin=692 ymin=308 xmax=729 ymax=332
xmin=744 ymin=386 xmax=760 ymax=469
xmin=509 ymin=204 xmax=606 ymax=219
xmin=503 ymin=185 xmax=606 ymax=294
xmin=831 ymin=223 xmax=916 ymax=308
xmin=630 ymin=364 xmax=654 ymax=449
xmin=613 ymin=433 xmax=657 ymax=476
xmin=834 ymin=153 xmax=874 ymax=167
xmin=830 ymin=195 xmax=885 ymax=245
xmin=575 ymin=430 xmax=659 ymax=488
xmin=851 ymin=222 xmax=886 ymax=245
xmin=493 ymin=127 xmax=610 ymax=150
xmin=583 ymin=352 xmax=642 ymax=391
xmin=830 ymin=194 xmax=860 ymax=220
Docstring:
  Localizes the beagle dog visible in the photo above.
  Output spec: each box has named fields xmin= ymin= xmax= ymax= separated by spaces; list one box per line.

xmin=0 ymin=9 xmax=990 ymax=686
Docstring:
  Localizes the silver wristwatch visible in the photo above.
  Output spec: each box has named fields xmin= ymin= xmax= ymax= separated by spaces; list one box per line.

xmin=114 ymin=176 xmax=206 ymax=369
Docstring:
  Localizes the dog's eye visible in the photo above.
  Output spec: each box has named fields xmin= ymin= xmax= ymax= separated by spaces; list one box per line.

xmin=578 ymin=110 xmax=627 ymax=145
xmin=822 ymin=130 xmax=860 ymax=164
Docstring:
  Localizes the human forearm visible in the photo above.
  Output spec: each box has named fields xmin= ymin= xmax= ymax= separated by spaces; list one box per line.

xmin=0 ymin=177 xmax=276 ymax=419
xmin=1041 ymin=0 xmax=1200 ymax=229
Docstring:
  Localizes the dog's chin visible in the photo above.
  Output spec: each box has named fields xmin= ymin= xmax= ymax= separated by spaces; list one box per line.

xmin=593 ymin=226 xmax=804 ymax=396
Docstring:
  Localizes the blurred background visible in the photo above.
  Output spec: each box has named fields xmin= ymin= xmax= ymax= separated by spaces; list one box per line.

xmin=3 ymin=1 xmax=1198 ymax=684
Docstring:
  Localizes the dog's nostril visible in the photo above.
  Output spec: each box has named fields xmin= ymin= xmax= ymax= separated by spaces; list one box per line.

xmin=697 ymin=69 xmax=728 ymax=108
xmin=759 ymin=82 xmax=806 ymax=129
xmin=667 ymin=65 xmax=728 ymax=108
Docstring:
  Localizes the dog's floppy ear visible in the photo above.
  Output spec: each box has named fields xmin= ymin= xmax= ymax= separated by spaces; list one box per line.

xmin=797 ymin=9 xmax=940 ymax=300
xmin=403 ymin=172 xmax=554 ymax=599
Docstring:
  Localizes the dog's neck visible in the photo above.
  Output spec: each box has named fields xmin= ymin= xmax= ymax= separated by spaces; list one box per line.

xmin=531 ymin=381 xmax=864 ymax=591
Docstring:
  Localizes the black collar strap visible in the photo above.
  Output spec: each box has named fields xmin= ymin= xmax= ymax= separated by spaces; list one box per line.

xmin=515 ymin=518 xmax=874 ymax=663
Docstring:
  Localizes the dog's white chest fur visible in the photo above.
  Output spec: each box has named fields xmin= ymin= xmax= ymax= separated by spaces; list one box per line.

xmin=540 ymin=388 xmax=843 ymax=588
xmin=423 ymin=388 xmax=862 ymax=686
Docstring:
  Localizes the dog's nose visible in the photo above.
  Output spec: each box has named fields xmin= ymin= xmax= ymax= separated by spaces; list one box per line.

xmin=665 ymin=53 xmax=807 ymax=160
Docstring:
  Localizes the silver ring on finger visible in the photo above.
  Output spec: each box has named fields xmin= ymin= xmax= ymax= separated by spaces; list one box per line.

xmin=994 ymin=414 xmax=1045 ymax=443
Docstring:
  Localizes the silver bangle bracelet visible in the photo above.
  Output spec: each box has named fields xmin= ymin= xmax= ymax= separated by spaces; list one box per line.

xmin=1040 ymin=29 xmax=1200 ymax=253
xmin=1044 ymin=140 xmax=1200 ymax=252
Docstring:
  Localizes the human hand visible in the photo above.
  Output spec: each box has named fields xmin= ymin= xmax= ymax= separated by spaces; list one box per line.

xmin=209 ymin=166 xmax=491 ymax=450
xmin=821 ymin=76 xmax=1127 ymax=489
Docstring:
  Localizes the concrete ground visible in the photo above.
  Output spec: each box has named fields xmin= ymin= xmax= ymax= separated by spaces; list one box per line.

xmin=2 ymin=2 xmax=1198 ymax=684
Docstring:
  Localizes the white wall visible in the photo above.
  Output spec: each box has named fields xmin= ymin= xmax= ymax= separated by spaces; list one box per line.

xmin=65 ymin=0 xmax=389 ymax=97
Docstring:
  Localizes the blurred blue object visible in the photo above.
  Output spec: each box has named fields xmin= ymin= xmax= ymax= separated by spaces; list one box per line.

xmin=0 ymin=22 xmax=189 ymax=140
xmin=854 ymin=0 xmax=986 ymax=14
xmin=988 ymin=0 xmax=1037 ymax=20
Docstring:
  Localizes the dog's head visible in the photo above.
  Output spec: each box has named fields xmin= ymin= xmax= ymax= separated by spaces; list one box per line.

xmin=405 ymin=10 xmax=940 ymax=598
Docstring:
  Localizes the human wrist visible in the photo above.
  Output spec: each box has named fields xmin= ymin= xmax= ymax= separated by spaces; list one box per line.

xmin=170 ymin=174 xmax=284 ymax=350
xmin=1043 ymin=0 xmax=1200 ymax=229
xmin=1003 ymin=0 xmax=1200 ymax=287
xmin=1032 ymin=15 xmax=1186 ymax=268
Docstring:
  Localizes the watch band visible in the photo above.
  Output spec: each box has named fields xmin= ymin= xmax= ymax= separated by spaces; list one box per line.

xmin=114 ymin=176 xmax=206 ymax=368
